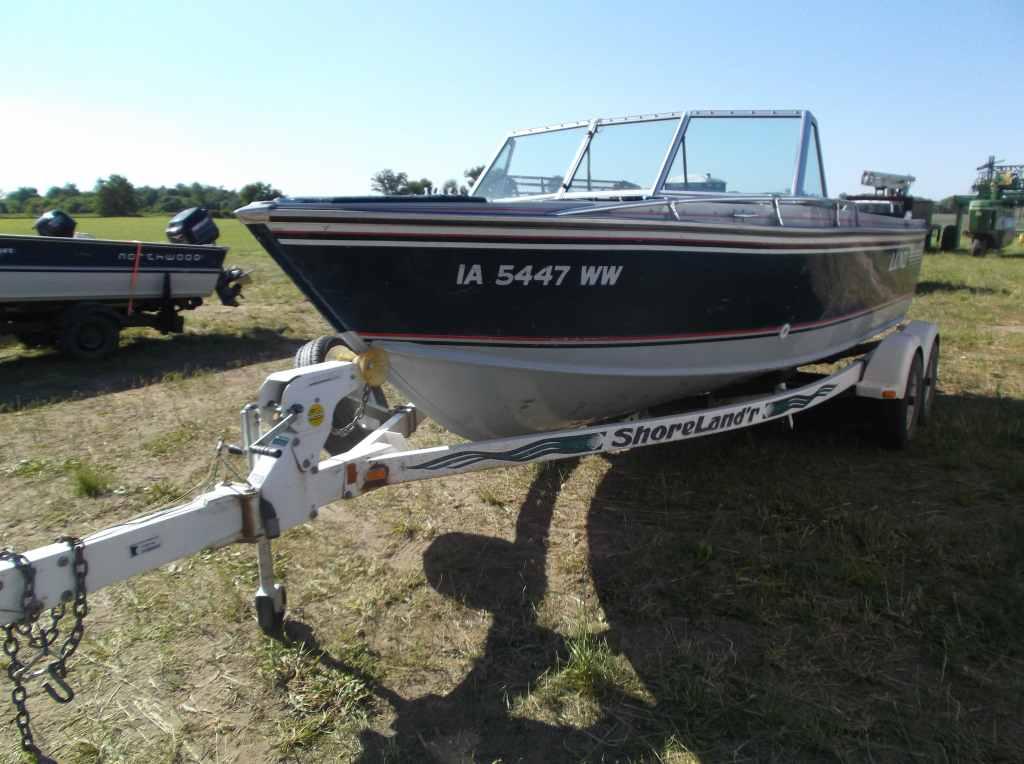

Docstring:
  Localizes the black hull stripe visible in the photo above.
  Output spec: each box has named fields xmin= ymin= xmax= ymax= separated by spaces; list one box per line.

xmin=360 ymin=295 xmax=912 ymax=348
xmin=271 ymin=229 xmax=922 ymax=251
xmin=266 ymin=213 xmax=926 ymax=240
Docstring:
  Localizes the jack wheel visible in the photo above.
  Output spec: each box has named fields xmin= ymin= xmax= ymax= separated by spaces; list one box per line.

xmin=255 ymin=588 xmax=287 ymax=635
xmin=879 ymin=351 xmax=924 ymax=449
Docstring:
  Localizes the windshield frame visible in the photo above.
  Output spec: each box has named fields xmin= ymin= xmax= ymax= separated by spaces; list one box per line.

xmin=470 ymin=109 xmax=826 ymax=201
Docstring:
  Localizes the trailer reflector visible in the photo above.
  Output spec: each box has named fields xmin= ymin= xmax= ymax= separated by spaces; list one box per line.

xmin=365 ymin=464 xmax=389 ymax=489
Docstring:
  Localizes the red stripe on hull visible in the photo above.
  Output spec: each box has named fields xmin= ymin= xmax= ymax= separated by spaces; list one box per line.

xmin=359 ymin=295 xmax=913 ymax=345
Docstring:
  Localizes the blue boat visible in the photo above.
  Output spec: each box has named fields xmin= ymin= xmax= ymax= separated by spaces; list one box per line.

xmin=238 ymin=110 xmax=925 ymax=439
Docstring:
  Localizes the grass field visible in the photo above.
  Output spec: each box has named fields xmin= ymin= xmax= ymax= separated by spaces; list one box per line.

xmin=1 ymin=217 xmax=1023 ymax=763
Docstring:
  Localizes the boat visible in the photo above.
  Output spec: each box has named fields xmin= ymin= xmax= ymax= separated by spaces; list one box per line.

xmin=1 ymin=208 xmax=248 ymax=358
xmin=236 ymin=109 xmax=926 ymax=440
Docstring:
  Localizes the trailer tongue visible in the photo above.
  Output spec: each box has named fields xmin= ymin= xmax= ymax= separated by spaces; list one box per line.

xmin=0 ymin=321 xmax=938 ymax=756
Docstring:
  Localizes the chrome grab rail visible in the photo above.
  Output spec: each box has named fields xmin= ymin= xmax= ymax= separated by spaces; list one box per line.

xmin=556 ymin=193 xmax=913 ymax=232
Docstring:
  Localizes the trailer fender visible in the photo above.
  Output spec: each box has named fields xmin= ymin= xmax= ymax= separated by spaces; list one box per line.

xmin=857 ymin=321 xmax=938 ymax=400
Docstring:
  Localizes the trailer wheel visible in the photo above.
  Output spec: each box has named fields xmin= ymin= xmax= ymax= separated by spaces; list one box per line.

xmin=879 ymin=351 xmax=924 ymax=449
xmin=918 ymin=340 xmax=939 ymax=426
xmin=59 ymin=308 xmax=121 ymax=360
xmin=294 ymin=335 xmax=388 ymax=455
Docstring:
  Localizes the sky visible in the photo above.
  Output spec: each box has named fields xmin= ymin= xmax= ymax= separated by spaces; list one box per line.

xmin=3 ymin=0 xmax=1021 ymax=201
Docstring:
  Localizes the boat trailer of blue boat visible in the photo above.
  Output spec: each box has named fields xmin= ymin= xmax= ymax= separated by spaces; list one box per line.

xmin=0 ymin=311 xmax=939 ymax=759
xmin=237 ymin=109 xmax=927 ymax=440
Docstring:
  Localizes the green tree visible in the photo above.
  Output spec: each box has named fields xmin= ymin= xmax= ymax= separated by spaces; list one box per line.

xmin=371 ymin=169 xmax=409 ymax=195
xmin=95 ymin=175 xmax=139 ymax=216
xmin=239 ymin=182 xmax=283 ymax=206
xmin=5 ymin=187 xmax=40 ymax=212
xmin=24 ymin=197 xmax=47 ymax=215
xmin=464 ymin=165 xmax=485 ymax=187
xmin=403 ymin=178 xmax=434 ymax=195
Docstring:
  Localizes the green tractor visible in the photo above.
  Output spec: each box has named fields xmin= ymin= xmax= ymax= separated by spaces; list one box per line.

xmin=965 ymin=156 xmax=1023 ymax=257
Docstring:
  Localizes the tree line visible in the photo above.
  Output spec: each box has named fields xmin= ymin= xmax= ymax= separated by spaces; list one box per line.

xmin=371 ymin=165 xmax=485 ymax=196
xmin=0 ymin=177 xmax=282 ymax=217
xmin=0 ymin=164 xmax=488 ymax=218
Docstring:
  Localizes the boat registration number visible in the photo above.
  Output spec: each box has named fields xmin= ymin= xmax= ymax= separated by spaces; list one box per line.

xmin=456 ymin=263 xmax=623 ymax=287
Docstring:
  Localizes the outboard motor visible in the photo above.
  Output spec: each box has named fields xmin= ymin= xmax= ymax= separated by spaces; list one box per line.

xmin=165 ymin=207 xmax=219 ymax=245
xmin=34 ymin=209 xmax=76 ymax=238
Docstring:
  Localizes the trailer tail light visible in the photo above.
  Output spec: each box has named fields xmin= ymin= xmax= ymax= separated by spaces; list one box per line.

xmin=882 ymin=390 xmax=897 ymax=399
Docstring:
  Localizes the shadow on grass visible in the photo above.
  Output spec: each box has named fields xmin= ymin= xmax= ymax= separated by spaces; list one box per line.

xmin=280 ymin=461 xmax=640 ymax=762
xmin=0 ymin=327 xmax=299 ymax=410
xmin=584 ymin=391 xmax=1024 ymax=761
xmin=916 ymin=280 xmax=1006 ymax=296
xmin=279 ymin=392 xmax=1024 ymax=762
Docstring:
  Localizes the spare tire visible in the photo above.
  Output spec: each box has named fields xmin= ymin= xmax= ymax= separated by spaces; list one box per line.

xmin=294 ymin=334 xmax=354 ymax=367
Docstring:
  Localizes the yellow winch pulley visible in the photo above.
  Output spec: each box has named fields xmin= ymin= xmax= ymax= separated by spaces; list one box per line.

xmin=355 ymin=346 xmax=389 ymax=386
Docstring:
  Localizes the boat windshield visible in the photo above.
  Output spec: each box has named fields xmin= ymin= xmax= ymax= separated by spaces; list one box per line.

xmin=473 ymin=125 xmax=588 ymax=199
xmin=566 ymin=119 xmax=679 ymax=193
xmin=472 ymin=110 xmax=824 ymax=200
xmin=663 ymin=115 xmax=804 ymax=195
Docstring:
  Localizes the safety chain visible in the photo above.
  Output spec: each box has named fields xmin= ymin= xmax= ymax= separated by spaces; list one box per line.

xmin=332 ymin=384 xmax=372 ymax=438
xmin=1 ymin=548 xmax=40 ymax=755
xmin=1 ymin=537 xmax=88 ymax=756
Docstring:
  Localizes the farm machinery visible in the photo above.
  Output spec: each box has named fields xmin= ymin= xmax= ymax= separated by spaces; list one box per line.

xmin=942 ymin=156 xmax=1024 ymax=256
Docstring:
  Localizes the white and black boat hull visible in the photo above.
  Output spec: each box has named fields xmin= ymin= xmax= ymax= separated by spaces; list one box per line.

xmin=0 ymin=234 xmax=228 ymax=305
xmin=239 ymin=199 xmax=925 ymax=439
xmin=376 ymin=295 xmax=911 ymax=438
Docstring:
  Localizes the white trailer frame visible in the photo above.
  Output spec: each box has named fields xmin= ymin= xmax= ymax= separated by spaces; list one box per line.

xmin=0 ymin=320 xmax=938 ymax=661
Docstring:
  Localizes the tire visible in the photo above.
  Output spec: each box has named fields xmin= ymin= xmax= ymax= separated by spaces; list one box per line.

xmin=918 ymin=340 xmax=939 ymax=426
xmin=925 ymin=225 xmax=942 ymax=252
xmin=58 ymin=308 xmax=121 ymax=360
xmin=293 ymin=335 xmax=388 ymax=455
xmin=879 ymin=351 xmax=924 ymax=449
xmin=970 ymin=237 xmax=987 ymax=257
xmin=294 ymin=334 xmax=354 ymax=367
xmin=939 ymin=225 xmax=958 ymax=252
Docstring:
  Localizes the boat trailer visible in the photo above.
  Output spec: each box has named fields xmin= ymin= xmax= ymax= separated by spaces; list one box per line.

xmin=0 ymin=320 xmax=939 ymax=756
